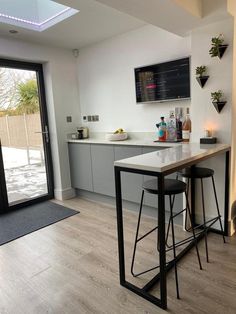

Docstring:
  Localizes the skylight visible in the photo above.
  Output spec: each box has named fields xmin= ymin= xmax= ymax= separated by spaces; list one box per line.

xmin=0 ymin=0 xmax=79 ymax=32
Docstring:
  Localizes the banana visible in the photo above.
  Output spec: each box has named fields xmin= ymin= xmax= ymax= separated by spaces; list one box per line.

xmin=114 ymin=128 xmax=124 ymax=134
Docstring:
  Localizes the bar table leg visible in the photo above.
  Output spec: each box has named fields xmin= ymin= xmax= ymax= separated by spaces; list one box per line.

xmin=115 ymin=167 xmax=167 ymax=309
xmin=158 ymin=175 xmax=167 ymax=308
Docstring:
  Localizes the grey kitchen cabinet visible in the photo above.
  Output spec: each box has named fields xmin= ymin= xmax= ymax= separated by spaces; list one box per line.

xmin=142 ymin=146 xmax=182 ymax=212
xmin=68 ymin=143 xmax=93 ymax=191
xmin=91 ymin=144 xmax=115 ymax=197
xmin=68 ymin=142 xmax=182 ymax=213
xmin=114 ymin=145 xmax=143 ymax=203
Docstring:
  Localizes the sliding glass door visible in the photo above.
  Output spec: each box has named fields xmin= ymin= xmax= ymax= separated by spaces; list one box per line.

xmin=0 ymin=59 xmax=53 ymax=212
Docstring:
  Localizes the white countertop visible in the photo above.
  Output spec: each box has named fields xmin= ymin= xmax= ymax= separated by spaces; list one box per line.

xmin=67 ymin=131 xmax=177 ymax=147
xmin=68 ymin=138 xmax=176 ymax=148
xmin=114 ymin=143 xmax=230 ymax=173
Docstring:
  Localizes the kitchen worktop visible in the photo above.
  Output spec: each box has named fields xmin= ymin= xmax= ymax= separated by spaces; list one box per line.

xmin=67 ymin=132 xmax=178 ymax=147
xmin=114 ymin=143 xmax=231 ymax=173
xmin=68 ymin=137 xmax=175 ymax=147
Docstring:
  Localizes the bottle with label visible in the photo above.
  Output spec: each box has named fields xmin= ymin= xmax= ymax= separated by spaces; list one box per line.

xmin=182 ymin=108 xmax=191 ymax=142
xmin=166 ymin=111 xmax=177 ymax=141
xmin=176 ymin=114 xmax=182 ymax=140
xmin=157 ymin=116 xmax=167 ymax=141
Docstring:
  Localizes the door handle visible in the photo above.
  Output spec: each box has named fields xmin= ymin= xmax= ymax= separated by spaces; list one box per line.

xmin=35 ymin=125 xmax=49 ymax=143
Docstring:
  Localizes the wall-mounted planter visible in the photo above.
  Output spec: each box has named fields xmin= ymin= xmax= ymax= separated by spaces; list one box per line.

xmin=218 ymin=44 xmax=228 ymax=59
xmin=212 ymin=101 xmax=227 ymax=113
xmin=196 ymin=76 xmax=209 ymax=88
xmin=209 ymin=35 xmax=228 ymax=59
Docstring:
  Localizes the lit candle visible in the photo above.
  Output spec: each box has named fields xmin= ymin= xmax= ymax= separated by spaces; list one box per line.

xmin=204 ymin=129 xmax=211 ymax=138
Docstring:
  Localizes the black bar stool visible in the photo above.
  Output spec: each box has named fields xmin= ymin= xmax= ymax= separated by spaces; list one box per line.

xmin=131 ymin=178 xmax=202 ymax=299
xmin=178 ymin=167 xmax=226 ymax=263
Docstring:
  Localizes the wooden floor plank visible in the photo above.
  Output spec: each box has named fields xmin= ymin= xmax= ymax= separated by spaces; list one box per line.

xmin=0 ymin=197 xmax=235 ymax=314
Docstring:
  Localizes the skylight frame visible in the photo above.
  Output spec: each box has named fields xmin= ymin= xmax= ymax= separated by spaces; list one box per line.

xmin=0 ymin=2 xmax=79 ymax=32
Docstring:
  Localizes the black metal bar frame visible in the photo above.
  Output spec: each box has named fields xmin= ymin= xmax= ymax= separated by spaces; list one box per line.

xmin=114 ymin=149 xmax=230 ymax=310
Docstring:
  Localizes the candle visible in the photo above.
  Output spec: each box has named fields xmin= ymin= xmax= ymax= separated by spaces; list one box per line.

xmin=204 ymin=129 xmax=211 ymax=138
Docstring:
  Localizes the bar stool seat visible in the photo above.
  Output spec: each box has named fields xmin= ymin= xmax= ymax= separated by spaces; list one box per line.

xmin=179 ymin=167 xmax=214 ymax=179
xmin=143 ymin=178 xmax=186 ymax=195
xmin=178 ymin=166 xmax=226 ymax=263
xmin=131 ymin=178 xmax=202 ymax=299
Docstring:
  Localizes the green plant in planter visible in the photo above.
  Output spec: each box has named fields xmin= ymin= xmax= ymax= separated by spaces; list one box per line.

xmin=209 ymin=34 xmax=225 ymax=58
xmin=211 ymin=90 xmax=223 ymax=102
xmin=211 ymin=90 xmax=226 ymax=113
xmin=195 ymin=65 xmax=209 ymax=88
xmin=195 ymin=66 xmax=206 ymax=77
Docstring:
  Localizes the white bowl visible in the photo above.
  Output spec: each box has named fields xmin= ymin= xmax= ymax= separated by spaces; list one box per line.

xmin=105 ymin=132 xmax=128 ymax=141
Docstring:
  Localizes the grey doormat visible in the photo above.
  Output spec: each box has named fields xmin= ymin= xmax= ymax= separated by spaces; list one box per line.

xmin=0 ymin=201 xmax=79 ymax=246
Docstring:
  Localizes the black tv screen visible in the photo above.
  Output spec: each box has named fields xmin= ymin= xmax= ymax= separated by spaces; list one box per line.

xmin=135 ymin=57 xmax=190 ymax=103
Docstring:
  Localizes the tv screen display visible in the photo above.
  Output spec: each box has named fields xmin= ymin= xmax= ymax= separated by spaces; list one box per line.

xmin=135 ymin=57 xmax=190 ymax=103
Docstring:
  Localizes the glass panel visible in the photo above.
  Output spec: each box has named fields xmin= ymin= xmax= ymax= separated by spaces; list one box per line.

xmin=0 ymin=67 xmax=48 ymax=205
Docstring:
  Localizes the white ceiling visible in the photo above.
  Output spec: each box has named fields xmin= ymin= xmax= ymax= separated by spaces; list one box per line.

xmin=0 ymin=0 xmax=145 ymax=49
xmin=0 ymin=0 xmax=231 ymax=50
xmin=94 ymin=0 xmax=230 ymax=36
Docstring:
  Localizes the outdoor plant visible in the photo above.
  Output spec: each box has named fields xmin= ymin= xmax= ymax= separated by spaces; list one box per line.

xmin=16 ymin=79 xmax=39 ymax=114
xmin=209 ymin=34 xmax=225 ymax=57
xmin=195 ymin=65 xmax=207 ymax=77
xmin=211 ymin=90 xmax=223 ymax=103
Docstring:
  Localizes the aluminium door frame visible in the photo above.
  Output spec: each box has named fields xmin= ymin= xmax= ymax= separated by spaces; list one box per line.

xmin=0 ymin=58 xmax=54 ymax=212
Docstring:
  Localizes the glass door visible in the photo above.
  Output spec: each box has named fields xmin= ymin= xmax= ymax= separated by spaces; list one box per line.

xmin=0 ymin=59 xmax=53 ymax=212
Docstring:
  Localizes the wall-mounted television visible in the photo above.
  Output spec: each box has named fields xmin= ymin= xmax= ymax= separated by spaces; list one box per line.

xmin=135 ymin=57 xmax=190 ymax=103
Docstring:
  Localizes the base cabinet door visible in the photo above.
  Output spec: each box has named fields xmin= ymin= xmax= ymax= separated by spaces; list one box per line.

xmin=68 ymin=143 xmax=93 ymax=191
xmin=91 ymin=144 xmax=115 ymax=197
xmin=114 ymin=146 xmax=143 ymax=203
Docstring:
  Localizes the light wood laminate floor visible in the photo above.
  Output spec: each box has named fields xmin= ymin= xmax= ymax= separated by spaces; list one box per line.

xmin=0 ymin=197 xmax=235 ymax=314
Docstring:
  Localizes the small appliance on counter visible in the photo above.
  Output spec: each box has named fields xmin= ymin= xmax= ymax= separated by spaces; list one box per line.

xmin=77 ymin=127 xmax=89 ymax=139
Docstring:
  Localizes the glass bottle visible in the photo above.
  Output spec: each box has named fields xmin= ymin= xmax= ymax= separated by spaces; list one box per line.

xmin=182 ymin=108 xmax=191 ymax=142
xmin=176 ymin=114 xmax=182 ymax=140
xmin=158 ymin=116 xmax=167 ymax=141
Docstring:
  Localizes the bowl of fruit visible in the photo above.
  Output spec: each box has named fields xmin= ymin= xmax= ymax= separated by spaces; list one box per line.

xmin=106 ymin=128 xmax=128 ymax=141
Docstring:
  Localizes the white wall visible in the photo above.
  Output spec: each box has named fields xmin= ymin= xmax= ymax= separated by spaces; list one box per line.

xmin=77 ymin=19 xmax=234 ymax=232
xmin=191 ymin=18 xmax=233 ymax=232
xmin=0 ymin=37 xmax=81 ymax=200
xmin=77 ymin=25 xmax=191 ymax=133
xmin=191 ymin=18 xmax=233 ymax=143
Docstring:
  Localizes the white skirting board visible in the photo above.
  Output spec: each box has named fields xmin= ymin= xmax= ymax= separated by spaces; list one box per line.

xmin=54 ymin=187 xmax=76 ymax=200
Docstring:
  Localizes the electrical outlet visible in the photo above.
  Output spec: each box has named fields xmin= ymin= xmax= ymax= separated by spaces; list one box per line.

xmin=66 ymin=116 xmax=72 ymax=123
xmin=83 ymin=115 xmax=99 ymax=122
